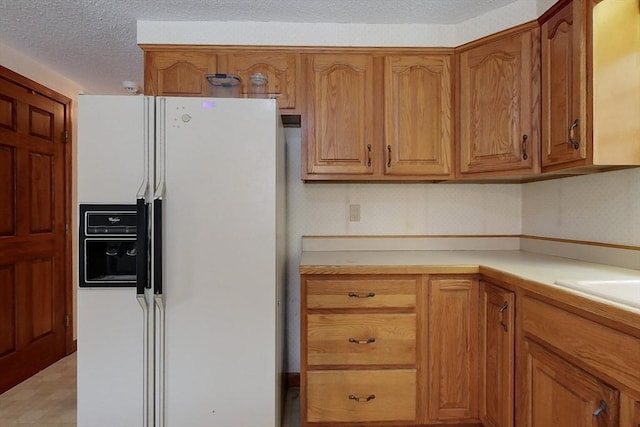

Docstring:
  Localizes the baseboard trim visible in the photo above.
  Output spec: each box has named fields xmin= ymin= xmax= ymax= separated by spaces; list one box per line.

xmin=285 ymin=372 xmax=300 ymax=388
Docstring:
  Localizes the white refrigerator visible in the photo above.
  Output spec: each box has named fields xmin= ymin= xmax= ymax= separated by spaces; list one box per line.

xmin=77 ymin=95 xmax=286 ymax=427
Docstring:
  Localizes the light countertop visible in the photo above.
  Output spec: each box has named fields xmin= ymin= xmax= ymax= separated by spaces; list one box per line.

xmin=300 ymin=250 xmax=640 ymax=315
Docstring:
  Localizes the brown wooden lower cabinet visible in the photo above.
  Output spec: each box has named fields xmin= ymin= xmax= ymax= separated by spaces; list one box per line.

xmin=301 ymin=271 xmax=640 ymax=427
xmin=301 ymin=274 xmax=480 ymax=426
xmin=479 ymin=281 xmax=515 ymax=427
xmin=523 ymin=339 xmax=619 ymax=427
xmin=428 ymin=277 xmax=479 ymax=422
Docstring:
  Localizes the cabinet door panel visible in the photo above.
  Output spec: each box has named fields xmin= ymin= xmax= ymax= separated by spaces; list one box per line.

xmin=541 ymin=0 xmax=587 ymax=167
xmin=224 ymin=52 xmax=299 ymax=110
xmin=306 ymin=54 xmax=374 ymax=175
xmin=144 ymin=51 xmax=217 ymax=96
xmin=526 ymin=340 xmax=618 ymax=427
xmin=428 ymin=278 xmax=479 ymax=421
xmin=479 ymin=282 xmax=514 ymax=427
xmin=384 ymin=55 xmax=452 ymax=177
xmin=459 ymin=29 xmax=539 ymax=175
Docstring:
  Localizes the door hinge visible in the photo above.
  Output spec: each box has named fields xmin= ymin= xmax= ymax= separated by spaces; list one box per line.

xmin=63 ymin=130 xmax=69 ymax=143
xmin=64 ymin=314 xmax=70 ymax=328
xmin=65 ymin=223 xmax=69 ymax=235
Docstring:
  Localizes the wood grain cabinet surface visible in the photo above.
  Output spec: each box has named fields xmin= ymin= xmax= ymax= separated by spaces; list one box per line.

xmin=428 ymin=277 xmax=479 ymax=422
xmin=524 ymin=339 xmax=619 ymax=427
xmin=519 ymin=294 xmax=640 ymax=427
xmin=143 ymin=48 xmax=300 ymax=112
xmin=304 ymin=54 xmax=376 ymax=178
xmin=219 ymin=52 xmax=300 ymax=112
xmin=301 ymin=274 xmax=486 ymax=426
xmin=458 ymin=27 xmax=540 ymax=177
xmin=144 ymin=50 xmax=217 ymax=97
xmin=300 ymin=274 xmax=422 ymax=426
xmin=540 ymin=0 xmax=587 ymax=169
xmin=479 ymin=281 xmax=515 ymax=427
xmin=384 ymin=55 xmax=453 ymax=178
xmin=303 ymin=53 xmax=454 ymax=181
xmin=540 ymin=0 xmax=640 ymax=172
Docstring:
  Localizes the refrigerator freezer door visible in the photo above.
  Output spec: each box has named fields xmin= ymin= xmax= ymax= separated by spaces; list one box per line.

xmin=158 ymin=97 xmax=282 ymax=427
xmin=77 ymin=95 xmax=151 ymax=427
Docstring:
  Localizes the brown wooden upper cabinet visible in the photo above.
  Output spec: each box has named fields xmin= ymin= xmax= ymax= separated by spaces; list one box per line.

xmin=384 ymin=55 xmax=453 ymax=178
xmin=458 ymin=26 xmax=540 ymax=178
xmin=144 ymin=51 xmax=217 ymax=97
xmin=304 ymin=54 xmax=376 ymax=178
xmin=540 ymin=0 xmax=586 ymax=169
xmin=219 ymin=52 xmax=300 ymax=111
xmin=303 ymin=53 xmax=454 ymax=181
xmin=540 ymin=0 xmax=640 ymax=171
xmin=143 ymin=48 xmax=300 ymax=113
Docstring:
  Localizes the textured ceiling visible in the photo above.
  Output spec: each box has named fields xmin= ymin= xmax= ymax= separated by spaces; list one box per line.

xmin=0 ymin=0 xmax=519 ymax=94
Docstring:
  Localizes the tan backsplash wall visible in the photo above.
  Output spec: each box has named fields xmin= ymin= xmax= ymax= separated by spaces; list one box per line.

xmin=521 ymin=168 xmax=640 ymax=246
xmin=285 ymin=128 xmax=640 ymax=372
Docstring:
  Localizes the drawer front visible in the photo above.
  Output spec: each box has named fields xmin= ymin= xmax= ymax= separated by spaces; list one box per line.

xmin=306 ymin=278 xmax=417 ymax=309
xmin=307 ymin=313 xmax=416 ymax=366
xmin=306 ymin=370 xmax=416 ymax=423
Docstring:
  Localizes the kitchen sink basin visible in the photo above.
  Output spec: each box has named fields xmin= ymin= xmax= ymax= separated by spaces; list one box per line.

xmin=553 ymin=279 xmax=640 ymax=309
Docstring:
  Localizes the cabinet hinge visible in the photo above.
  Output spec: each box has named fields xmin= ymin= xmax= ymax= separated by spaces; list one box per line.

xmin=65 ymin=223 xmax=69 ymax=235
xmin=63 ymin=130 xmax=69 ymax=143
xmin=64 ymin=314 xmax=70 ymax=328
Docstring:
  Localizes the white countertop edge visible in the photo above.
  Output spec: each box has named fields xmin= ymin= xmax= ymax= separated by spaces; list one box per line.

xmin=301 ymin=236 xmax=640 ymax=271
xmin=299 ymin=249 xmax=640 ymax=313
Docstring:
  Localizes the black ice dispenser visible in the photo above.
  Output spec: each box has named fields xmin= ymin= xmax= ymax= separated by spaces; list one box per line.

xmin=79 ymin=204 xmax=137 ymax=287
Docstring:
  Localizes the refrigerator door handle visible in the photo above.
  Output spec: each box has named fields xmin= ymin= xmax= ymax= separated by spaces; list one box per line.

xmin=136 ymin=96 xmax=153 ymax=293
xmin=154 ymin=294 xmax=166 ymax=427
xmin=137 ymin=96 xmax=154 ymax=427
xmin=153 ymin=97 xmax=166 ymax=298
xmin=152 ymin=198 xmax=163 ymax=296
xmin=136 ymin=293 xmax=152 ymax=427
xmin=135 ymin=198 xmax=149 ymax=295
xmin=152 ymin=97 xmax=166 ymax=427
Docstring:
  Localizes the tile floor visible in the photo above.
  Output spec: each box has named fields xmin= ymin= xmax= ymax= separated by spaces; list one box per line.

xmin=0 ymin=353 xmax=76 ymax=426
xmin=0 ymin=352 xmax=300 ymax=426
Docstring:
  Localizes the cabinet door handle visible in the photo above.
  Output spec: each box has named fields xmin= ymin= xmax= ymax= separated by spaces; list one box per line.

xmin=387 ymin=145 xmax=392 ymax=168
xmin=498 ymin=301 xmax=509 ymax=332
xmin=367 ymin=144 xmax=372 ymax=167
xmin=348 ymin=292 xmax=375 ymax=298
xmin=522 ymin=134 xmax=528 ymax=160
xmin=348 ymin=337 xmax=376 ymax=344
xmin=569 ymin=118 xmax=580 ymax=149
xmin=349 ymin=394 xmax=376 ymax=402
xmin=592 ymin=400 xmax=607 ymax=417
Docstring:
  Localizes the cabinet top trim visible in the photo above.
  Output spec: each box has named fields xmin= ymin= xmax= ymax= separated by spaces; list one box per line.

xmin=139 ymin=44 xmax=456 ymax=55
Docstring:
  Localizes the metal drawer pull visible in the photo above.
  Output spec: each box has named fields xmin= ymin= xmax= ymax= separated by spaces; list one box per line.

xmin=367 ymin=144 xmax=372 ymax=167
xmin=569 ymin=118 xmax=580 ymax=149
xmin=498 ymin=301 xmax=509 ymax=332
xmin=348 ymin=292 xmax=375 ymax=298
xmin=349 ymin=394 xmax=376 ymax=402
xmin=348 ymin=337 xmax=376 ymax=344
xmin=592 ymin=400 xmax=607 ymax=417
xmin=522 ymin=134 xmax=528 ymax=160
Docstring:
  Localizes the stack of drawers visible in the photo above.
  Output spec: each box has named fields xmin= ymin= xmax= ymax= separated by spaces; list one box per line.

xmin=301 ymin=275 xmax=420 ymax=425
